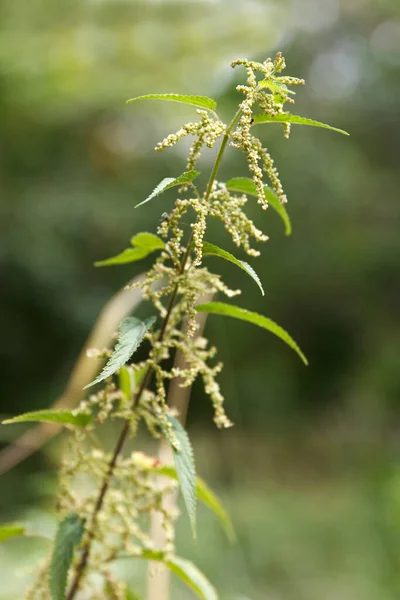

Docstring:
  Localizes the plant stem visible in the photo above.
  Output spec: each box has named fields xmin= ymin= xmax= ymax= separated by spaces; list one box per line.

xmin=65 ymin=105 xmax=242 ymax=600
xmin=204 ymin=107 xmax=242 ymax=201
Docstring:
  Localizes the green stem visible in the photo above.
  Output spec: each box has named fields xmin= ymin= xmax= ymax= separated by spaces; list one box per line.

xmin=204 ymin=107 xmax=242 ymax=201
xmin=65 ymin=105 xmax=242 ymax=600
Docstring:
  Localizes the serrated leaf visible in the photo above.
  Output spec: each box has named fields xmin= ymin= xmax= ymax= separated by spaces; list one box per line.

xmin=135 ymin=171 xmax=200 ymax=209
xmin=0 ymin=523 xmax=26 ymax=543
xmin=252 ymin=112 xmax=349 ymax=135
xmin=163 ymin=416 xmax=197 ymax=538
xmin=225 ymin=177 xmax=291 ymax=236
xmin=196 ymin=302 xmax=308 ymax=365
xmin=126 ymin=94 xmax=217 ymax=111
xmin=95 ymin=232 xmax=165 ymax=267
xmin=152 ymin=464 xmax=234 ymax=542
xmin=49 ymin=513 xmax=85 ymax=600
xmin=2 ymin=409 xmax=92 ymax=428
xmin=203 ymin=242 xmax=264 ymax=296
xmin=84 ymin=316 xmax=156 ymax=389
xmin=139 ymin=551 xmax=217 ymax=600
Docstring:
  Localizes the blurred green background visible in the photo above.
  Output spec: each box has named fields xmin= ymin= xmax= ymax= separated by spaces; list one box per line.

xmin=1 ymin=0 xmax=400 ymax=598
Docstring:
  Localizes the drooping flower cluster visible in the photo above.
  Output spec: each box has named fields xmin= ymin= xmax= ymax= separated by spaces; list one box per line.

xmin=155 ymin=109 xmax=226 ymax=174
xmin=22 ymin=417 xmax=179 ymax=600
xmin=122 ymin=55 xmax=304 ymax=428
xmin=208 ymin=183 xmax=268 ymax=256
xmin=230 ymin=54 xmax=304 ymax=206
xmin=23 ymin=54 xmax=306 ymax=600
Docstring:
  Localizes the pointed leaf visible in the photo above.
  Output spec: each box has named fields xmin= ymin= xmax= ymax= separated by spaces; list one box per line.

xmin=84 ymin=316 xmax=156 ymax=389
xmin=139 ymin=551 xmax=217 ymax=600
xmin=252 ymin=112 xmax=349 ymax=135
xmin=126 ymin=94 xmax=216 ymax=111
xmin=2 ymin=409 xmax=92 ymax=428
xmin=0 ymin=523 xmax=26 ymax=543
xmin=95 ymin=232 xmax=165 ymax=267
xmin=95 ymin=248 xmax=149 ymax=267
xmin=151 ymin=464 xmax=234 ymax=542
xmin=203 ymin=241 xmax=264 ymax=295
xmin=195 ymin=476 xmax=235 ymax=543
xmin=129 ymin=232 xmax=165 ymax=250
xmin=225 ymin=177 xmax=291 ymax=235
xmin=135 ymin=171 xmax=200 ymax=209
xmin=167 ymin=557 xmax=217 ymax=600
xmin=196 ymin=302 xmax=308 ymax=365
xmin=119 ymin=365 xmax=135 ymax=401
xmin=163 ymin=416 xmax=197 ymax=538
xmin=49 ymin=513 xmax=85 ymax=600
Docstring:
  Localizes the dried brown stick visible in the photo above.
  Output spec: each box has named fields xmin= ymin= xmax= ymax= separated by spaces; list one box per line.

xmin=146 ymin=294 xmax=213 ymax=600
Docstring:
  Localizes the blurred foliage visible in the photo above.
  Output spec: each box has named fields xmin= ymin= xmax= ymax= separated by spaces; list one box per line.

xmin=0 ymin=0 xmax=400 ymax=598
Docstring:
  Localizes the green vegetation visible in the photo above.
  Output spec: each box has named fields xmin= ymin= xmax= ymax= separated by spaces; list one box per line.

xmin=0 ymin=1 xmax=399 ymax=599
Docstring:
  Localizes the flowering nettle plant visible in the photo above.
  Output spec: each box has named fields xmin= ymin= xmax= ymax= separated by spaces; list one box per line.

xmin=2 ymin=54 xmax=348 ymax=600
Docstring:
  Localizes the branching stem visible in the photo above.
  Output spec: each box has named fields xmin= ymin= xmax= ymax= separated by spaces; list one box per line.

xmin=65 ymin=106 xmax=241 ymax=600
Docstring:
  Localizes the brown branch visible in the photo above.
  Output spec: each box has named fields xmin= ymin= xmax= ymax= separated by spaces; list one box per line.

xmin=65 ymin=238 xmax=193 ymax=599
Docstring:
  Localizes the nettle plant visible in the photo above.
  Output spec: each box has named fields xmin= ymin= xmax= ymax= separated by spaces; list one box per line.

xmin=2 ymin=55 xmax=348 ymax=600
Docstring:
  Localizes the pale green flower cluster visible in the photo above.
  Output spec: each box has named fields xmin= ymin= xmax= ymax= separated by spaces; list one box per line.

xmin=24 ymin=54 xmax=305 ymax=599
xmin=24 ymin=438 xmax=178 ymax=600
xmin=155 ymin=109 xmax=226 ymax=174
xmin=124 ymin=55 xmax=303 ymax=427
xmin=231 ymin=54 xmax=304 ymax=205
xmin=208 ymin=183 xmax=268 ymax=256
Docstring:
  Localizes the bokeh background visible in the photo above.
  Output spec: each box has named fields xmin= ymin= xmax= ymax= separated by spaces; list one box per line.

xmin=1 ymin=0 xmax=399 ymax=598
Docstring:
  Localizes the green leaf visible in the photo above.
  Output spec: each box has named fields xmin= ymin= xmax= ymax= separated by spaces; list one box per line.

xmin=129 ymin=232 xmax=165 ymax=250
xmin=151 ymin=464 xmax=234 ymax=542
xmin=225 ymin=177 xmax=291 ymax=236
xmin=163 ymin=415 xmax=197 ymax=538
xmin=49 ymin=513 xmax=85 ymax=600
xmin=95 ymin=248 xmax=148 ymax=267
xmin=258 ymin=79 xmax=295 ymax=95
xmin=126 ymin=94 xmax=216 ymax=111
xmin=203 ymin=241 xmax=264 ymax=296
xmin=167 ymin=557 xmax=217 ymax=600
xmin=95 ymin=232 xmax=165 ymax=267
xmin=252 ymin=112 xmax=349 ymax=135
xmin=84 ymin=316 xmax=156 ymax=389
xmin=135 ymin=171 xmax=200 ymax=209
xmin=2 ymin=409 xmax=92 ymax=428
xmin=0 ymin=523 xmax=26 ymax=543
xmin=195 ymin=476 xmax=235 ymax=543
xmin=139 ymin=551 xmax=217 ymax=600
xmin=196 ymin=302 xmax=308 ymax=365
xmin=119 ymin=365 xmax=135 ymax=401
